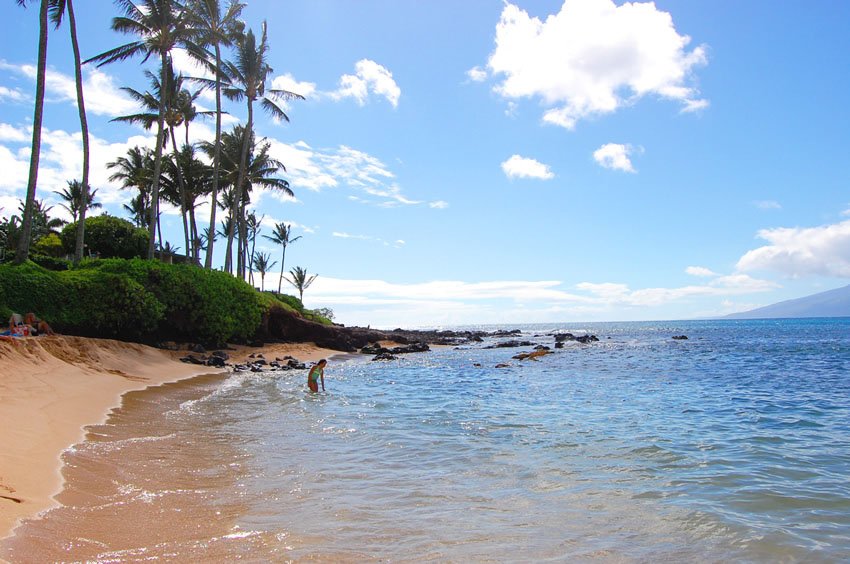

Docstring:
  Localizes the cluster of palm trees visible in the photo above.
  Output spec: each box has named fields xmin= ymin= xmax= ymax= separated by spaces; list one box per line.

xmin=14 ymin=0 xmax=313 ymax=294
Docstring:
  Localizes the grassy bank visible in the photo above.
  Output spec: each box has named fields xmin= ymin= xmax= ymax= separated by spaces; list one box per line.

xmin=0 ymin=259 xmax=331 ymax=347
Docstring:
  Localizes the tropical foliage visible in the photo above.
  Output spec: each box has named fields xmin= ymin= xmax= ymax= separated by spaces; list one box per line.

xmin=4 ymin=1 xmax=337 ymax=335
xmin=285 ymin=266 xmax=318 ymax=302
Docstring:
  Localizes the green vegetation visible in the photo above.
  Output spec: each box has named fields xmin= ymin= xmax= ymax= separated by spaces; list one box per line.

xmin=60 ymin=215 xmax=149 ymax=259
xmin=0 ymin=259 xmax=331 ymax=346
xmin=7 ymin=2 xmax=332 ymax=335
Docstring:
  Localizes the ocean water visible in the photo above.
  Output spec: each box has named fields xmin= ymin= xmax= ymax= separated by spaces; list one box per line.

xmin=4 ymin=319 xmax=850 ymax=562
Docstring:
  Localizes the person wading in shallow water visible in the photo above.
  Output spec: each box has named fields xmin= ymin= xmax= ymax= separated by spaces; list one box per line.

xmin=307 ymin=359 xmax=327 ymax=392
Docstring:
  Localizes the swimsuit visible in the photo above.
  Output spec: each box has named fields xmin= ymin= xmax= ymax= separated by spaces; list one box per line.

xmin=308 ymin=365 xmax=323 ymax=391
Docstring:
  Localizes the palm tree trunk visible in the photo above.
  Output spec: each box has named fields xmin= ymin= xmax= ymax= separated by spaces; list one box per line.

xmin=225 ymin=101 xmax=253 ymax=275
xmin=15 ymin=0 xmax=49 ymax=265
xmin=67 ymin=0 xmax=89 ymax=266
xmin=248 ymin=228 xmax=258 ymax=286
xmin=278 ymin=245 xmax=285 ymax=293
xmin=206 ymin=43 xmax=224 ymax=270
xmin=169 ymin=128 xmax=191 ymax=260
xmin=148 ymin=52 xmax=169 ymax=260
xmin=189 ymin=205 xmax=198 ymax=263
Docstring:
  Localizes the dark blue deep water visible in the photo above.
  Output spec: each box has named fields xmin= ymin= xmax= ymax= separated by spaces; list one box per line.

xmin=7 ymin=318 xmax=850 ymax=562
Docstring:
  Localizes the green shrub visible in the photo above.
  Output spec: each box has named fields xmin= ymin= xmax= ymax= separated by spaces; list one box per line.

xmin=0 ymin=259 xmax=272 ymax=346
xmin=0 ymin=261 xmax=67 ymax=322
xmin=33 ymin=233 xmax=65 ymax=258
xmin=78 ymin=259 xmax=263 ymax=346
xmin=30 ymin=254 xmax=70 ymax=271
xmin=57 ymin=269 xmax=164 ymax=339
xmin=61 ymin=215 xmax=149 ymax=259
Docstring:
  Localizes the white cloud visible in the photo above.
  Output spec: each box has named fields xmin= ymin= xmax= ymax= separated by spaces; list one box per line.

xmin=3 ymin=61 xmax=136 ymax=117
xmin=429 ymin=200 xmax=449 ymax=209
xmin=577 ymin=274 xmax=777 ymax=307
xmin=593 ymin=143 xmax=637 ymax=172
xmin=466 ymin=66 xmax=488 ymax=82
xmin=303 ymin=272 xmax=778 ymax=327
xmin=0 ymin=123 xmax=29 ymax=142
xmin=0 ymin=122 xmax=157 ymax=205
xmin=330 ymin=59 xmax=400 ymax=107
xmin=266 ymin=140 xmax=436 ymax=209
xmin=686 ymin=266 xmax=718 ymax=277
xmin=272 ymin=73 xmax=317 ymax=99
xmin=501 ymin=154 xmax=554 ymax=180
xmin=737 ymin=219 xmax=850 ymax=278
xmin=483 ymin=0 xmax=708 ymax=129
xmin=754 ymin=200 xmax=782 ymax=210
xmin=0 ymin=85 xmax=28 ymax=103
xmin=332 ymin=232 xmax=405 ymax=248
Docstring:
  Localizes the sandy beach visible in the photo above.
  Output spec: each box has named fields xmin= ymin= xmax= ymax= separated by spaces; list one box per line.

xmin=0 ymin=335 xmax=336 ymax=542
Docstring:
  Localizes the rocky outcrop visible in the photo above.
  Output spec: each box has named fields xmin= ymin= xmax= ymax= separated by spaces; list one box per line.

xmin=260 ymin=305 xmax=516 ymax=353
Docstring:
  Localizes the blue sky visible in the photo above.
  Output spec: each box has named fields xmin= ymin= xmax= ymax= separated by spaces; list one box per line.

xmin=1 ymin=0 xmax=849 ymax=327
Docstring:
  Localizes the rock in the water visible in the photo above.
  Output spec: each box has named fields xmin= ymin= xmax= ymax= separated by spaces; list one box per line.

xmin=672 ymin=335 xmax=689 ymax=340
xmin=372 ymin=352 xmax=397 ymax=361
xmin=485 ymin=340 xmax=535 ymax=349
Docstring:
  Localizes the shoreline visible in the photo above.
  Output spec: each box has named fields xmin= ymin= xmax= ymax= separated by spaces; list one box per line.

xmin=0 ymin=335 xmax=337 ymax=541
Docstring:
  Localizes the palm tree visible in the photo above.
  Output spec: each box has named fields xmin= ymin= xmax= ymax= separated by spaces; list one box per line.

xmin=123 ymin=194 xmax=150 ymax=229
xmin=201 ymin=125 xmax=292 ymax=276
xmin=185 ymin=0 xmax=245 ymax=270
xmin=286 ymin=266 xmax=317 ymax=303
xmin=20 ymin=199 xmax=66 ymax=246
xmin=108 ymin=146 xmax=160 ymax=243
xmin=221 ymin=21 xmax=304 ymax=277
xmin=86 ymin=0 xmax=197 ymax=259
xmin=54 ymin=180 xmax=102 ymax=223
xmin=50 ymin=0 xmax=90 ymax=265
xmin=245 ymin=211 xmax=263 ymax=285
xmin=14 ymin=0 xmax=50 ymax=265
xmin=264 ymin=222 xmax=301 ymax=293
xmin=113 ymin=60 xmax=198 ymax=259
xmin=157 ymin=240 xmax=180 ymax=263
xmin=252 ymin=251 xmax=276 ymax=291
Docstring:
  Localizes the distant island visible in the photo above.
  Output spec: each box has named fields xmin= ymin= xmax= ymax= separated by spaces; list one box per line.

xmin=725 ymin=284 xmax=850 ymax=319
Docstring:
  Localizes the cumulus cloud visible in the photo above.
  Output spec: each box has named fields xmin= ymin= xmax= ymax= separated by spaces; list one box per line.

xmin=272 ymin=73 xmax=317 ymax=99
xmin=737 ymin=219 xmax=850 ymax=278
xmin=593 ymin=143 xmax=637 ymax=172
xmin=481 ymin=0 xmax=708 ymax=129
xmin=501 ymin=154 xmax=554 ymax=180
xmin=329 ymin=59 xmax=400 ymax=107
xmin=686 ymin=266 xmax=718 ymax=277
xmin=466 ymin=66 xmax=488 ymax=82
xmin=1 ymin=61 xmax=136 ymax=116
xmin=0 ymin=85 xmax=28 ymax=103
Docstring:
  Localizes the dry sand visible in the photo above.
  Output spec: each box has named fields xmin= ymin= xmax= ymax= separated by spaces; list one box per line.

xmin=0 ymin=335 xmax=336 ymax=541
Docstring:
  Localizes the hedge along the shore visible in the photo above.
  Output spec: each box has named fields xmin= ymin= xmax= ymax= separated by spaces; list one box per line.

xmin=0 ymin=259 xmax=264 ymax=346
xmin=76 ymin=258 xmax=263 ymax=346
xmin=58 ymin=269 xmax=164 ymax=339
xmin=0 ymin=262 xmax=162 ymax=340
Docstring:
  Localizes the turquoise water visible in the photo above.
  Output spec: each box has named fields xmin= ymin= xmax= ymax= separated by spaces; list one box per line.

xmin=6 ymin=319 xmax=850 ymax=562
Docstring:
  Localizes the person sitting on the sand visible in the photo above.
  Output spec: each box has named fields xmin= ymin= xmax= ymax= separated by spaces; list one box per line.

xmin=24 ymin=312 xmax=55 ymax=336
xmin=9 ymin=313 xmax=24 ymax=331
xmin=307 ymin=359 xmax=327 ymax=392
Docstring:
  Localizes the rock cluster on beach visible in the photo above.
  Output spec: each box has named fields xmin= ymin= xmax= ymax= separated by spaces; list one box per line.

xmin=178 ymin=350 xmax=309 ymax=373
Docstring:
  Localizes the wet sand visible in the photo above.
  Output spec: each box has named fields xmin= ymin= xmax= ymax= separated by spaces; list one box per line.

xmin=0 ymin=335 xmax=336 ymax=542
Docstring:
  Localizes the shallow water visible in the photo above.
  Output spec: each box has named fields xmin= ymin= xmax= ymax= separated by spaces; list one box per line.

xmin=4 ymin=319 xmax=850 ymax=562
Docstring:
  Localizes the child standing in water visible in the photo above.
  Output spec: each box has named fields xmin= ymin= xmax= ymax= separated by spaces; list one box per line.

xmin=307 ymin=359 xmax=327 ymax=392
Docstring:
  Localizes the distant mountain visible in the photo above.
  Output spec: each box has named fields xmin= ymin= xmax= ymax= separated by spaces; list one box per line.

xmin=725 ymin=284 xmax=850 ymax=319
